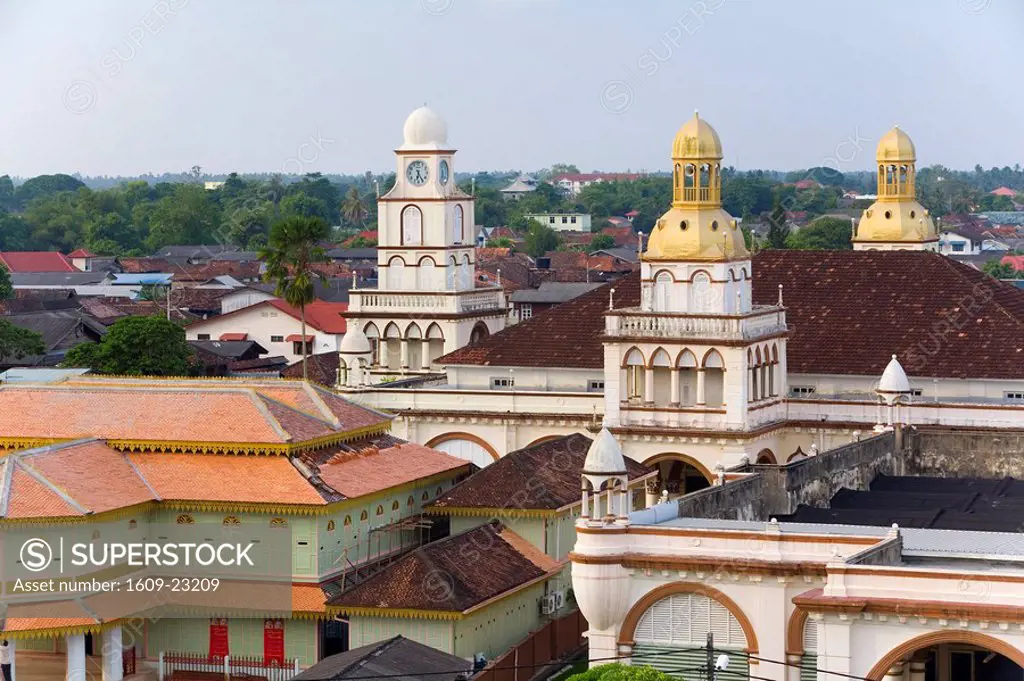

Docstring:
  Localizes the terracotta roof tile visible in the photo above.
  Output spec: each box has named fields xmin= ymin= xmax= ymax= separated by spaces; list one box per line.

xmin=314 ymin=442 xmax=470 ymax=499
xmin=281 ymin=352 xmax=340 ymax=386
xmin=0 ymin=252 xmax=76 ymax=273
xmin=5 ymin=462 xmax=82 ymax=518
xmin=328 ymin=521 xmax=555 ymax=613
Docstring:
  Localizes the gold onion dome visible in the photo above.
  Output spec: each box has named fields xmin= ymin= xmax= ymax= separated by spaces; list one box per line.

xmin=876 ymin=125 xmax=916 ymax=162
xmin=646 ymin=111 xmax=748 ymax=261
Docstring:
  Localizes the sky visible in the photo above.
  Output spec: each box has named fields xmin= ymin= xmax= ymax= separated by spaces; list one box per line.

xmin=0 ymin=0 xmax=1021 ymax=178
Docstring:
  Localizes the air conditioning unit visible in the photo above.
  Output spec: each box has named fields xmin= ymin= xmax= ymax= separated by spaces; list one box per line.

xmin=552 ymin=590 xmax=566 ymax=610
xmin=539 ymin=594 xmax=557 ymax=615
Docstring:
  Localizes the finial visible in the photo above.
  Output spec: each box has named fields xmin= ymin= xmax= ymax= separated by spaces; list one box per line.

xmin=374 ymin=180 xmax=380 ymax=198
xmin=471 ymin=177 xmax=476 ymax=196
xmin=694 ymin=109 xmax=699 ymax=118
xmin=894 ymin=124 xmax=899 ymax=129
xmin=891 ymin=354 xmax=898 ymax=360
xmin=609 ymin=287 xmax=616 ymax=310
xmin=496 ymin=267 xmax=502 ymax=286
xmin=777 ymin=284 xmax=783 ymax=306
xmin=352 ymin=271 xmax=358 ymax=289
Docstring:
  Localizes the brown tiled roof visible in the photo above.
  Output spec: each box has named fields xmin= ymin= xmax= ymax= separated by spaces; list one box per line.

xmin=440 ymin=251 xmax=1024 ymax=380
xmin=281 ymin=352 xmax=339 ymax=386
xmin=117 ymin=257 xmax=173 ymax=273
xmin=430 ymin=433 xmax=652 ymax=512
xmin=312 ymin=442 xmax=471 ymax=499
xmin=327 ymin=521 xmax=558 ymax=613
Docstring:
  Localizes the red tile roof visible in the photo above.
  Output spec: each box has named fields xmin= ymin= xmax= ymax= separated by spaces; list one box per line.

xmin=313 ymin=442 xmax=470 ymax=499
xmin=327 ymin=521 xmax=558 ymax=614
xmin=270 ymin=299 xmax=348 ymax=333
xmin=0 ymin=252 xmax=76 ymax=273
xmin=67 ymin=249 xmax=97 ymax=258
xmin=1001 ymin=255 xmax=1024 ymax=272
xmin=991 ymin=187 xmax=1018 ymax=197
xmin=117 ymin=257 xmax=173 ymax=273
xmin=441 ymin=251 xmax=1024 ymax=380
xmin=220 ymin=332 xmax=248 ymax=341
xmin=281 ymin=352 xmax=340 ymax=386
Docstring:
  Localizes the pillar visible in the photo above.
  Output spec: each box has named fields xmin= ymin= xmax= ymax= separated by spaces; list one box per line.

xmin=102 ymin=625 xmax=124 ymax=681
xmin=379 ymin=339 xmax=389 ymax=368
xmin=884 ymin=664 xmax=903 ymax=681
xmin=400 ymin=339 xmax=409 ymax=370
xmin=643 ymin=367 xmax=654 ymax=405
xmin=66 ymin=633 xmax=87 ymax=681
xmin=421 ymin=339 xmax=431 ymax=370
xmin=909 ymin=659 xmax=926 ymax=681
xmin=7 ymin=639 xmax=15 ymax=681
xmin=696 ymin=368 xmax=706 ymax=405
xmin=785 ymin=653 xmax=802 ymax=681
xmin=669 ymin=368 xmax=680 ymax=406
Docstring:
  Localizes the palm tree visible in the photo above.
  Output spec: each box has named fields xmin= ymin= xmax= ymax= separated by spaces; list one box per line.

xmin=259 ymin=216 xmax=330 ymax=380
xmin=341 ymin=186 xmax=367 ymax=228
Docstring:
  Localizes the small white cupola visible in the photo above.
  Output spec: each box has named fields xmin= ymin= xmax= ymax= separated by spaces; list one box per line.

xmin=580 ymin=427 xmax=631 ymax=526
xmin=874 ymin=354 xmax=913 ymax=429
xmin=338 ymin=326 xmax=373 ymax=388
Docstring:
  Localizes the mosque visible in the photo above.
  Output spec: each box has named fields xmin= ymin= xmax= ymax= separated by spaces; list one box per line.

xmin=338 ymin=107 xmax=1024 ymax=497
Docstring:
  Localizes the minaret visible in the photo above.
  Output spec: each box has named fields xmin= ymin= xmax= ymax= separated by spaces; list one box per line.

xmin=853 ymin=126 xmax=939 ymax=251
xmin=342 ymin=107 xmax=507 ymax=384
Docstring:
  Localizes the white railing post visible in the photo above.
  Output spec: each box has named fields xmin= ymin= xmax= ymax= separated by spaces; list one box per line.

xmin=158 ymin=652 xmax=165 ymax=681
xmin=223 ymin=655 xmax=230 ymax=681
xmin=293 ymin=658 xmax=301 ymax=679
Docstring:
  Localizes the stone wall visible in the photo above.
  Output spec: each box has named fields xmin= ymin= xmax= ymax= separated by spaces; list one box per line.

xmin=906 ymin=428 xmax=1024 ymax=478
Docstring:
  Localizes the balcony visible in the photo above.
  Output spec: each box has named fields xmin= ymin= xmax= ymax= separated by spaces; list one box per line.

xmin=348 ymin=287 xmax=507 ymax=315
xmin=606 ymin=305 xmax=786 ymax=341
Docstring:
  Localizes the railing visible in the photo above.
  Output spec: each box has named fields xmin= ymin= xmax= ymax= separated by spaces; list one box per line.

xmin=349 ymin=288 xmax=505 ymax=314
xmin=159 ymin=652 xmax=300 ymax=681
xmin=609 ymin=306 xmax=785 ymax=341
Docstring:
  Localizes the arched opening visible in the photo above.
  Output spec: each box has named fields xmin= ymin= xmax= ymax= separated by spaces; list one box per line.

xmin=649 ymin=348 xmax=672 ymax=405
xmin=623 ymin=347 xmax=645 ymax=403
xmin=690 ymin=270 xmax=716 ymax=313
xmin=750 ymin=348 xmax=760 ymax=402
xmin=459 ymin=253 xmax=471 ymax=290
xmin=386 ymin=255 xmax=406 ymax=290
xmin=759 ymin=344 xmax=769 ymax=400
xmin=677 ymin=349 xmax=698 ymax=406
xmin=425 ymin=323 xmax=445 ymax=367
xmin=469 ymin=321 xmax=489 ymax=344
xmin=770 ymin=344 xmax=779 ymax=397
xmin=866 ymin=631 xmax=1024 ymax=681
xmin=338 ymin=357 xmax=349 ymax=386
xmin=417 ymin=256 xmax=437 ymax=290
xmin=453 ymin=204 xmax=465 ymax=243
xmin=363 ymin=322 xmax=380 ymax=366
xmin=702 ymin=349 xmax=725 ymax=406
xmin=406 ymin=322 xmax=423 ymax=371
xmin=755 ymin=448 xmax=777 ymax=465
xmin=425 ymin=432 xmax=499 ymax=468
xmin=401 ymin=205 xmax=422 ymax=245
xmin=446 ymin=255 xmax=457 ymax=289
xmin=620 ymin=582 xmax=757 ymax=677
xmin=383 ymin=322 xmax=401 ymax=371
xmin=653 ymin=271 xmax=672 ymax=312
xmin=786 ymin=609 xmax=816 ymax=680
xmin=644 ymin=453 xmax=713 ymax=497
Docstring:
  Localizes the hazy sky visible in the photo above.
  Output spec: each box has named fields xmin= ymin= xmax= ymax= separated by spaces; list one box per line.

xmin=1 ymin=0 xmax=1021 ymax=178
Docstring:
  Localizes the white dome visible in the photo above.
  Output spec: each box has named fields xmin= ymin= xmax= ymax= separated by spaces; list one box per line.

xmin=339 ymin=326 xmax=372 ymax=355
xmin=877 ymin=354 xmax=911 ymax=394
xmin=583 ymin=428 xmax=627 ymax=475
xmin=400 ymin=106 xmax=448 ymax=150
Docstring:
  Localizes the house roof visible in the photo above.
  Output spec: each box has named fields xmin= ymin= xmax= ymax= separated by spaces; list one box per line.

xmin=292 ymin=636 xmax=471 ymax=681
xmin=307 ymin=442 xmax=471 ymax=500
xmin=187 ymin=299 xmax=348 ymax=334
xmin=327 ymin=521 xmax=559 ymax=614
xmin=440 ymin=250 xmax=1024 ymax=380
xmin=10 ymin=272 xmax=106 ymax=287
xmin=430 ymin=433 xmax=652 ymax=512
xmin=117 ymin=257 xmax=174 ymax=273
xmin=189 ymin=340 xmax=267 ymax=360
xmin=67 ymin=249 xmax=97 ymax=258
xmin=0 ymin=252 xmax=76 ymax=273
xmin=282 ymin=352 xmax=340 ymax=386
xmin=510 ymin=282 xmax=603 ymax=305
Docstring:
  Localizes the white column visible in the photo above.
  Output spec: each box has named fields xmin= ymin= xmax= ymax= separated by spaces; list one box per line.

xmin=400 ymin=339 xmax=409 ymax=370
xmin=669 ymin=368 xmax=680 ymax=406
xmin=421 ymin=339 xmax=431 ymax=370
xmin=379 ymin=339 xmax=389 ymax=368
xmin=696 ymin=369 xmax=706 ymax=405
xmin=102 ymin=626 xmax=123 ymax=681
xmin=883 ymin=664 xmax=903 ymax=681
xmin=643 ymin=367 xmax=654 ymax=405
xmin=7 ymin=639 xmax=16 ymax=681
xmin=909 ymin=660 xmax=926 ymax=681
xmin=66 ymin=633 xmax=87 ymax=681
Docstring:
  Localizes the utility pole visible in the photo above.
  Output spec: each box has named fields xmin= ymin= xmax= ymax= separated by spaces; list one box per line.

xmin=706 ymin=632 xmax=714 ymax=681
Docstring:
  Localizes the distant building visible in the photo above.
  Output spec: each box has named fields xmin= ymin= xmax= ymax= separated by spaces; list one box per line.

xmin=500 ymin=175 xmax=538 ymax=201
xmin=510 ymin=282 xmax=603 ymax=320
xmin=552 ymin=172 xmax=644 ymax=198
xmin=990 ymin=186 xmax=1017 ymax=197
xmin=524 ymin=212 xmax=592 ymax=233
xmin=204 ymin=181 xmax=225 ymax=190
xmin=0 ymin=251 xmax=76 ymax=273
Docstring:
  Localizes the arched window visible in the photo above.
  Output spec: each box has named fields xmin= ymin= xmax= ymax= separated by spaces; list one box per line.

xmin=360 ymin=510 xmax=369 ymax=522
xmin=454 ymin=205 xmax=465 ymax=243
xmin=407 ymin=495 xmax=415 ymax=507
xmin=417 ymin=256 xmax=436 ymax=290
xmin=376 ymin=505 xmax=384 ymax=516
xmin=223 ymin=516 xmax=241 ymax=526
xmin=653 ymin=271 xmax=672 ymax=312
xmin=624 ymin=348 xmax=645 ymax=401
xmin=326 ymin=519 xmax=336 ymax=532
xmin=387 ymin=256 xmax=406 ymax=290
xmin=270 ymin=517 xmax=288 ymax=528
xmin=176 ymin=514 xmax=194 ymax=525
xmin=391 ymin=500 xmax=400 ymax=511
xmin=459 ymin=253 xmax=471 ymax=290
xmin=421 ymin=491 xmax=429 ymax=501
xmin=401 ymin=205 xmax=422 ymax=245
xmin=343 ymin=515 xmax=352 ymax=527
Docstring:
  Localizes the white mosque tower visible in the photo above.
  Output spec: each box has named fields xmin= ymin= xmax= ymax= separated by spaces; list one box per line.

xmin=601 ymin=112 xmax=789 ymax=490
xmin=343 ymin=106 xmax=508 ymax=384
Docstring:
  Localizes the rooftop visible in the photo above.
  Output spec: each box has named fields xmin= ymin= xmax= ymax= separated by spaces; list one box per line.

xmin=292 ymin=636 xmax=471 ymax=681
xmin=0 ymin=252 xmax=76 ymax=273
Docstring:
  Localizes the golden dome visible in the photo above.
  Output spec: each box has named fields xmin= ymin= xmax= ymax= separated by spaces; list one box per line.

xmin=876 ymin=126 xmax=916 ymax=162
xmin=645 ymin=206 xmax=749 ymax=261
xmin=854 ymin=200 xmax=937 ymax=244
xmin=672 ymin=111 xmax=723 ymax=159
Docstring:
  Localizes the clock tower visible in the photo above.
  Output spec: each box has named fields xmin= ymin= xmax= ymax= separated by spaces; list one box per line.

xmin=343 ymin=107 xmax=508 ymax=385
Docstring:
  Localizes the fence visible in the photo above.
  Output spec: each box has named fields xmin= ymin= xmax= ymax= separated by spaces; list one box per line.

xmin=123 ymin=647 xmax=137 ymax=677
xmin=159 ymin=652 xmax=301 ymax=681
xmin=474 ymin=610 xmax=588 ymax=681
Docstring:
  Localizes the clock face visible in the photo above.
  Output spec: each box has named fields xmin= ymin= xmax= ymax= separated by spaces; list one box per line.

xmin=406 ymin=160 xmax=429 ymax=186
xmin=439 ymin=159 xmax=450 ymax=185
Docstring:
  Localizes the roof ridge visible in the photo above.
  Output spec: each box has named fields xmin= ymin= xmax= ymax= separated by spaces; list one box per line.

xmin=344 ymin=636 xmax=403 ymax=678
xmin=300 ymin=382 xmax=341 ymax=427
xmin=16 ymin=451 xmax=91 ymax=515
xmin=121 ymin=450 xmax=163 ymax=502
xmin=246 ymin=390 xmax=294 ymax=442
xmin=937 ymin=253 xmax=1024 ymax=331
xmin=258 ymin=392 xmax=340 ymax=432
xmin=0 ymin=457 xmax=14 ymax=518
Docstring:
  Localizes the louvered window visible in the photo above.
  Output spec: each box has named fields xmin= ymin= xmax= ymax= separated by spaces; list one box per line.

xmin=633 ymin=593 xmax=746 ymax=648
xmin=800 ymin=617 xmax=818 ymax=681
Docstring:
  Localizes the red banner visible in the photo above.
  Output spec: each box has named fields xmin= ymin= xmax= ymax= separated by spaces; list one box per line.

xmin=264 ymin=619 xmax=285 ymax=665
xmin=209 ymin=619 xmax=229 ymax=659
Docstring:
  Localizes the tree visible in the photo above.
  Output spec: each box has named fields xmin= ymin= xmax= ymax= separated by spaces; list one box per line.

xmin=982 ymin=260 xmax=1022 ymax=280
xmin=61 ymin=316 xmax=193 ymax=375
xmin=259 ymin=216 xmax=331 ymax=380
xmin=765 ymin=203 xmax=789 ymax=249
xmin=0 ymin=264 xmax=13 ymax=300
xmin=0 ymin=320 xmax=46 ymax=361
xmin=147 ymin=184 xmax=220 ymax=250
xmin=566 ymin=664 xmax=680 ymax=681
xmin=281 ymin=192 xmax=330 ymax=222
xmin=785 ymin=217 xmax=853 ymax=250
xmin=15 ymin=173 xmax=85 ymax=206
xmin=341 ymin=186 xmax=368 ymax=227
xmin=588 ymin=234 xmax=616 ymax=252
xmin=488 ymin=236 xmax=514 ymax=249
xmin=523 ymin=220 xmax=560 ymax=258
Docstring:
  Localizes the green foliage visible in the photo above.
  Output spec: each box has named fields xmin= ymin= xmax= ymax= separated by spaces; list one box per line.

xmin=0 ymin=319 xmax=46 ymax=360
xmin=765 ymin=203 xmax=789 ymax=249
xmin=347 ymin=236 xmax=377 ymax=248
xmin=15 ymin=174 xmax=85 ymax=204
xmin=147 ymin=184 xmax=220 ymax=250
xmin=523 ymin=220 xmax=560 ymax=258
xmin=785 ymin=217 xmax=853 ymax=250
xmin=0 ymin=264 xmax=11 ymax=300
xmin=588 ymin=234 xmax=616 ymax=252
xmin=978 ymin=193 xmax=1015 ymax=212
xmin=566 ymin=663 xmax=681 ymax=681
xmin=488 ymin=236 xmax=515 ymax=249
xmin=981 ymin=260 xmax=1023 ymax=280
xmin=281 ymin=192 xmax=330 ymax=222
xmin=341 ymin=186 xmax=368 ymax=227
xmin=61 ymin=316 xmax=192 ymax=375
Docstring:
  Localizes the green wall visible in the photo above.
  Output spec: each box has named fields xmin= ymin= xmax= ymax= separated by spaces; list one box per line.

xmin=146 ymin=617 xmax=317 ymax=667
xmin=349 ymin=616 xmax=453 ymax=654
xmin=453 ymin=582 xmax=546 ymax=660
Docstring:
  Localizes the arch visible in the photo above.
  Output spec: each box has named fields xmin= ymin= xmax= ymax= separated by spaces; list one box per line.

xmin=754 ymin=346 xmax=762 ymax=365
xmin=786 ymin=608 xmax=810 ymax=656
xmin=417 ymin=255 xmax=437 ymax=267
xmin=525 ymin=434 xmax=565 ymax=448
xmin=405 ymin=322 xmax=422 ymax=340
xmin=787 ymin=447 xmax=806 ymax=463
xmin=866 ymin=630 xmax=1024 ymax=681
xmin=401 ymin=204 xmax=422 ymax=245
xmin=407 ymin=495 xmax=415 ymax=507
xmin=387 ymin=255 xmax=406 ymax=289
xmin=622 ymin=346 xmax=645 ymax=368
xmin=426 ymin=323 xmax=445 ymax=340
xmin=416 ymin=256 xmax=437 ymax=290
xmin=755 ymin=448 xmax=777 ymax=465
xmin=384 ymin=322 xmax=402 ymax=339
xmin=643 ymin=452 xmax=714 ymax=485
xmin=702 ymin=348 xmax=725 ymax=368
xmin=469 ymin=321 xmax=489 ymax=344
xmin=648 ymin=347 xmax=672 ymax=368
xmin=618 ymin=582 xmax=759 ymax=654
xmin=676 ymin=349 xmax=698 ymax=368
xmin=425 ymin=432 xmax=500 ymax=467
xmin=453 ymin=204 xmax=465 ymax=242
xmin=653 ymin=270 xmax=672 ymax=311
